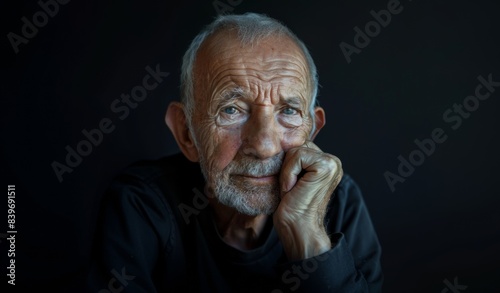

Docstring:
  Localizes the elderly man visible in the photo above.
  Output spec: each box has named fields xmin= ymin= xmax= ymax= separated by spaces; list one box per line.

xmin=88 ymin=12 xmax=382 ymax=292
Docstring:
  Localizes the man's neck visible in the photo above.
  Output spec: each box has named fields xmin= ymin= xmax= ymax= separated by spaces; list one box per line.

xmin=209 ymin=199 xmax=269 ymax=251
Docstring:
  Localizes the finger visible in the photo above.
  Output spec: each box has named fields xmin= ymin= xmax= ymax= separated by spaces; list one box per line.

xmin=279 ymin=147 xmax=321 ymax=194
xmin=302 ymin=140 xmax=322 ymax=152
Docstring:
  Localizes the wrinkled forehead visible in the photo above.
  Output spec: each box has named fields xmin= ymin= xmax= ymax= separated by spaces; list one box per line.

xmin=192 ymin=29 xmax=311 ymax=99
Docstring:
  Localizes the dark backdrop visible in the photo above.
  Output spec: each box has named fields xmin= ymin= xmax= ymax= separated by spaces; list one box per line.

xmin=1 ymin=0 xmax=499 ymax=292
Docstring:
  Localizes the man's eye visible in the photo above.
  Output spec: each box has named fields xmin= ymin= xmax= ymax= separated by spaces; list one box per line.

xmin=282 ymin=107 xmax=298 ymax=115
xmin=222 ymin=106 xmax=238 ymax=115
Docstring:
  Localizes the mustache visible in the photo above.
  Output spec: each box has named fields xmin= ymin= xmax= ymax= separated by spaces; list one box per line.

xmin=227 ymin=152 xmax=284 ymax=177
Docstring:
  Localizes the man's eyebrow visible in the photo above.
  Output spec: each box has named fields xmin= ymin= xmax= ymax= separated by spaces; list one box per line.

xmin=219 ymin=87 xmax=246 ymax=102
xmin=283 ymin=96 xmax=304 ymax=107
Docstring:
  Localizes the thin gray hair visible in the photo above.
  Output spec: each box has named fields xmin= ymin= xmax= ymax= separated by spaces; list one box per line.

xmin=180 ymin=12 xmax=320 ymax=135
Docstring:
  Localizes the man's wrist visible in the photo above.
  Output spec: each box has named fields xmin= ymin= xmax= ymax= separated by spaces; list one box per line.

xmin=275 ymin=220 xmax=331 ymax=261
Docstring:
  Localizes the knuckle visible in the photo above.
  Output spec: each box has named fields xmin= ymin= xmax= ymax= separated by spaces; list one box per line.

xmin=324 ymin=154 xmax=341 ymax=169
xmin=322 ymin=155 xmax=343 ymax=181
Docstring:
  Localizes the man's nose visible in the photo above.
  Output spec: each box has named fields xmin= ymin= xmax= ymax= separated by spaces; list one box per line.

xmin=241 ymin=109 xmax=282 ymax=160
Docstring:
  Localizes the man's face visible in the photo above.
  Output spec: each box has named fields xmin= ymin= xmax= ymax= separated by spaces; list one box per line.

xmin=191 ymin=31 xmax=314 ymax=216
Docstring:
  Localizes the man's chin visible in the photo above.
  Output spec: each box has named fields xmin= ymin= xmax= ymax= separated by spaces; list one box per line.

xmin=233 ymin=203 xmax=278 ymax=216
xmin=214 ymin=189 xmax=280 ymax=216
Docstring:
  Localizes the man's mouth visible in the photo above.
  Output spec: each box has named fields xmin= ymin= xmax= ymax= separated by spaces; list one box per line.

xmin=234 ymin=174 xmax=278 ymax=183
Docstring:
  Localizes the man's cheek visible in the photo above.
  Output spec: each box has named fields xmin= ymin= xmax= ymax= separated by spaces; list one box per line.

xmin=211 ymin=134 xmax=241 ymax=171
xmin=196 ymin=124 xmax=217 ymax=155
xmin=282 ymin=128 xmax=309 ymax=151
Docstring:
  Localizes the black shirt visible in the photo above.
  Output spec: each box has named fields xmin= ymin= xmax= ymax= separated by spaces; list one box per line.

xmin=87 ymin=153 xmax=383 ymax=292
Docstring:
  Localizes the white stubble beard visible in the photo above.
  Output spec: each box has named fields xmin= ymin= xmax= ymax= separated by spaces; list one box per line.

xmin=199 ymin=153 xmax=284 ymax=216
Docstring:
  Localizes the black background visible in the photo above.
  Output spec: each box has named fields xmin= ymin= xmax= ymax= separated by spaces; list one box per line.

xmin=1 ymin=0 xmax=499 ymax=292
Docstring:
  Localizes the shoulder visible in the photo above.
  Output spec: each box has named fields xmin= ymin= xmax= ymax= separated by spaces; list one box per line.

xmin=325 ymin=173 xmax=371 ymax=229
xmin=101 ymin=152 xmax=204 ymax=218
xmin=335 ymin=173 xmax=365 ymax=202
xmin=333 ymin=173 xmax=370 ymax=211
xmin=95 ymin=153 xmax=205 ymax=244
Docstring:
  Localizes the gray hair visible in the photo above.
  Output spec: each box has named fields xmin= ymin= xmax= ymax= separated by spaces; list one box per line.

xmin=180 ymin=12 xmax=320 ymax=134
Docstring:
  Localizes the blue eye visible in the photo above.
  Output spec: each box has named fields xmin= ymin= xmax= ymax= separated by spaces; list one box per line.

xmin=223 ymin=107 xmax=238 ymax=115
xmin=282 ymin=107 xmax=297 ymax=115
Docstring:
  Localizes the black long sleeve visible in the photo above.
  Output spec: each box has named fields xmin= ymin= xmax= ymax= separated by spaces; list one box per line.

xmin=86 ymin=153 xmax=383 ymax=292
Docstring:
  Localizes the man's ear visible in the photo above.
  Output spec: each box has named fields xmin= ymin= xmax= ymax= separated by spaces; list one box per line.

xmin=310 ymin=106 xmax=326 ymax=141
xmin=165 ymin=102 xmax=199 ymax=162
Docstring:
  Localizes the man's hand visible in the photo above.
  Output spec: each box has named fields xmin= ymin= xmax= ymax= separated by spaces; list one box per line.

xmin=274 ymin=141 xmax=343 ymax=261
